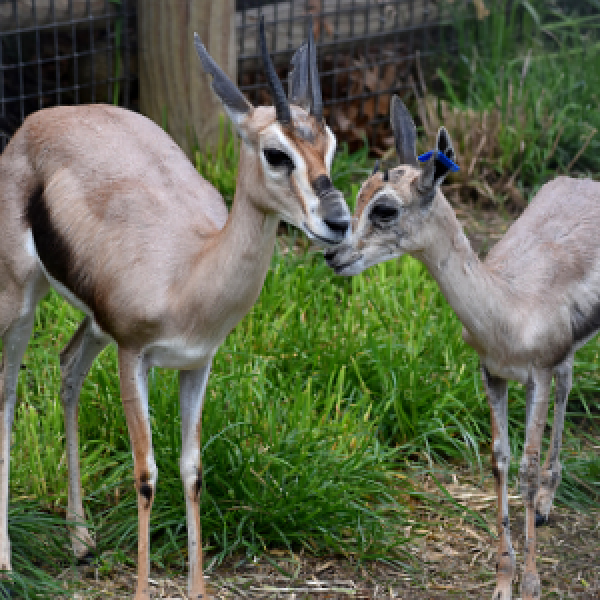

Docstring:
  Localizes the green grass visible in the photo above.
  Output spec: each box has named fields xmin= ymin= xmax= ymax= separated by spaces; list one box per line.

xmin=3 ymin=5 xmax=600 ymax=592
xmin=2 ymin=130 xmax=598 ymax=597
xmin=438 ymin=0 xmax=600 ymax=195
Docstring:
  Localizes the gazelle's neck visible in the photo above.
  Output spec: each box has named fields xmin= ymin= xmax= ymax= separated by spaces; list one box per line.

xmin=415 ymin=194 xmax=512 ymax=355
xmin=176 ymin=148 xmax=279 ymax=335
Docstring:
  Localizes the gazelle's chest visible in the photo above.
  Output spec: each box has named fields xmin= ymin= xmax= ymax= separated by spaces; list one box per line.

xmin=143 ymin=308 xmax=246 ymax=370
xmin=462 ymin=326 xmax=531 ymax=384
xmin=144 ymin=337 xmax=217 ymax=370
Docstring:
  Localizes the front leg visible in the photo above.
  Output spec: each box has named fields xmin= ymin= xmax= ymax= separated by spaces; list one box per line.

xmin=481 ymin=366 xmax=515 ymax=600
xmin=179 ymin=360 xmax=213 ymax=600
xmin=520 ymin=368 xmax=552 ymax=600
xmin=118 ymin=349 xmax=157 ymax=600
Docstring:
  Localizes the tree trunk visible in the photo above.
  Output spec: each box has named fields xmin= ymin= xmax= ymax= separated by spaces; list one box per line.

xmin=138 ymin=0 xmax=236 ymax=157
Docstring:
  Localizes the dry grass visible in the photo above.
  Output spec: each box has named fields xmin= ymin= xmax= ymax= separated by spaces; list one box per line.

xmin=61 ymin=468 xmax=600 ymax=599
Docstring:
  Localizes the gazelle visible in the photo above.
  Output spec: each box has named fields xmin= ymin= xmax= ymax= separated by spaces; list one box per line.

xmin=0 ymin=20 xmax=350 ymax=599
xmin=326 ymin=96 xmax=600 ymax=600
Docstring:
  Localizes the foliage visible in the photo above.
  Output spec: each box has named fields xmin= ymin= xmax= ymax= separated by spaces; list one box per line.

xmin=435 ymin=0 xmax=600 ymax=205
xmin=3 ymin=132 xmax=598 ymax=596
xmin=3 ymin=4 xmax=600 ymax=594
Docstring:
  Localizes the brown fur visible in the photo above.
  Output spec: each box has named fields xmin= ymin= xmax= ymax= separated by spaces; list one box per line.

xmin=0 ymin=100 xmax=347 ymax=600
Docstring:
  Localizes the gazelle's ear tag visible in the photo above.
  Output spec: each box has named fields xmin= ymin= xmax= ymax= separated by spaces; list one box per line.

xmin=415 ymin=126 xmax=459 ymax=205
xmin=417 ymin=151 xmax=460 ymax=173
xmin=417 ymin=125 xmax=459 ymax=186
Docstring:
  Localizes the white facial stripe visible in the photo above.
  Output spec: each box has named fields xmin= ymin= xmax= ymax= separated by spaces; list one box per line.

xmin=371 ymin=187 xmax=404 ymax=206
xmin=263 ymin=122 xmax=307 ymax=176
xmin=264 ymin=122 xmax=317 ymax=216
xmin=325 ymin=125 xmax=337 ymax=171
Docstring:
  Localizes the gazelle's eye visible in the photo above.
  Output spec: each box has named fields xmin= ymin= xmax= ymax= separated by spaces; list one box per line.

xmin=370 ymin=201 xmax=399 ymax=223
xmin=263 ymin=148 xmax=295 ymax=172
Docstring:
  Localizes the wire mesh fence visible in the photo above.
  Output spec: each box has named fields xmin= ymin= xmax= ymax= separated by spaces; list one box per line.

xmin=0 ymin=0 xmax=137 ymax=150
xmin=1 ymin=1 xmax=460 ymax=155
xmin=236 ymin=0 xmax=458 ymax=154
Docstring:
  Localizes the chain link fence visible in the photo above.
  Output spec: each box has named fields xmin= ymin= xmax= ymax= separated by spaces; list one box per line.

xmin=1 ymin=1 xmax=461 ymax=154
xmin=236 ymin=0 xmax=458 ymax=153
xmin=0 ymin=0 xmax=137 ymax=150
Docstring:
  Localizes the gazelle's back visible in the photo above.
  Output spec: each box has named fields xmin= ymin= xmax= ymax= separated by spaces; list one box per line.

xmin=4 ymin=104 xmax=228 ymax=234
xmin=0 ymin=104 xmax=229 ymax=341
xmin=485 ymin=177 xmax=600 ymax=311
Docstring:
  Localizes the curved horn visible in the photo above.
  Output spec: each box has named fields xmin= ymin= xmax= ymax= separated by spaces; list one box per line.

xmin=390 ymin=95 xmax=418 ymax=167
xmin=308 ymin=18 xmax=324 ymax=123
xmin=288 ymin=42 xmax=310 ymax=110
xmin=259 ymin=16 xmax=291 ymax=125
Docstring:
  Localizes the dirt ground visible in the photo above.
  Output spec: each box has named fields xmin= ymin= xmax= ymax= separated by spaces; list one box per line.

xmin=62 ymin=471 xmax=599 ymax=599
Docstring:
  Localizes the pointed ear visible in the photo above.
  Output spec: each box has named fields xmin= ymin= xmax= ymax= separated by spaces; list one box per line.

xmin=390 ymin=95 xmax=418 ymax=167
xmin=194 ymin=33 xmax=253 ymax=133
xmin=415 ymin=155 xmax=436 ymax=207
xmin=431 ymin=126 xmax=456 ymax=185
xmin=288 ymin=42 xmax=311 ymax=111
xmin=415 ymin=145 xmax=455 ymax=207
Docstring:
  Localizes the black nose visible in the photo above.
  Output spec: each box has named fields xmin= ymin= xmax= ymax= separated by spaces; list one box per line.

xmin=324 ymin=214 xmax=350 ymax=235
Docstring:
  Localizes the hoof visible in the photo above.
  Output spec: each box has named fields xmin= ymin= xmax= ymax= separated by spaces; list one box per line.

xmin=535 ymin=511 xmax=548 ymax=527
xmin=492 ymin=586 xmax=512 ymax=600
xmin=521 ymin=572 xmax=541 ymax=599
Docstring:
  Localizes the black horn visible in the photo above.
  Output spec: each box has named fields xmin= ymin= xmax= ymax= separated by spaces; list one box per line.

xmin=307 ymin=19 xmax=324 ymax=123
xmin=372 ymin=160 xmax=380 ymax=175
xmin=259 ymin=17 xmax=291 ymax=126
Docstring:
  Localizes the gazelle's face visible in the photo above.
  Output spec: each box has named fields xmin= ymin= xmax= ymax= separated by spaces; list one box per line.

xmin=246 ymin=105 xmax=349 ymax=246
xmin=325 ymin=165 xmax=433 ymax=274
xmin=325 ymin=95 xmax=458 ymax=275
xmin=194 ymin=21 xmax=350 ymax=248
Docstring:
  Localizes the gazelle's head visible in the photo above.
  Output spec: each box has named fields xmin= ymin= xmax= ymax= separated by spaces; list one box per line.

xmin=325 ymin=96 xmax=457 ymax=273
xmin=194 ymin=19 xmax=350 ymax=246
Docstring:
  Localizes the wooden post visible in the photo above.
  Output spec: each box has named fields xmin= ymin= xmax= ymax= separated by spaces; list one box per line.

xmin=138 ymin=0 xmax=236 ymax=157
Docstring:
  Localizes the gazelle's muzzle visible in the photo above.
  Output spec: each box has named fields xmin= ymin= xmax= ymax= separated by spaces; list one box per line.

xmin=319 ymin=190 xmax=351 ymax=236
xmin=324 ymin=244 xmax=362 ymax=274
xmin=310 ymin=175 xmax=351 ymax=244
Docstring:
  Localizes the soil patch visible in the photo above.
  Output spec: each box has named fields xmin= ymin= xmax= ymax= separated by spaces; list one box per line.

xmin=62 ymin=472 xmax=599 ymax=599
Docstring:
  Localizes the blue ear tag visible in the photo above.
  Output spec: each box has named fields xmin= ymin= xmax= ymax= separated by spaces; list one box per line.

xmin=418 ymin=151 xmax=460 ymax=172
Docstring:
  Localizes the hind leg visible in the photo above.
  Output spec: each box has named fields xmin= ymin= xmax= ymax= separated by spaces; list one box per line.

xmin=535 ymin=359 xmax=571 ymax=524
xmin=0 ymin=278 xmax=47 ymax=571
xmin=60 ymin=317 xmax=109 ymax=559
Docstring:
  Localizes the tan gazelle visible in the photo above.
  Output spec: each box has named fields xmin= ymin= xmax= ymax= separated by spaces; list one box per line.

xmin=326 ymin=96 xmax=600 ymax=600
xmin=0 ymin=19 xmax=350 ymax=599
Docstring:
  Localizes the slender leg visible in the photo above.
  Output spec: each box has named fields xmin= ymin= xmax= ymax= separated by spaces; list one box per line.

xmin=179 ymin=359 xmax=213 ymax=600
xmin=519 ymin=368 xmax=552 ymax=600
xmin=118 ymin=349 xmax=157 ymax=600
xmin=0 ymin=315 xmax=36 ymax=571
xmin=535 ymin=359 xmax=572 ymax=523
xmin=60 ymin=317 xmax=109 ymax=558
xmin=481 ymin=366 xmax=515 ymax=600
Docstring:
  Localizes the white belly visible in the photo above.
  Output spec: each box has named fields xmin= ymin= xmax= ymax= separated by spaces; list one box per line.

xmin=144 ymin=338 xmax=216 ymax=370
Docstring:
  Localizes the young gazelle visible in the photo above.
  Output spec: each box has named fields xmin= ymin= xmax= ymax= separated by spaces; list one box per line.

xmin=0 ymin=20 xmax=350 ymax=600
xmin=326 ymin=96 xmax=600 ymax=600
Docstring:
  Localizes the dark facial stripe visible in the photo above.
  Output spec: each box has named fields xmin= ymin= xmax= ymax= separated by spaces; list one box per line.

xmin=311 ymin=174 xmax=333 ymax=197
xmin=571 ymin=301 xmax=600 ymax=344
xmin=25 ymin=186 xmax=109 ymax=331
